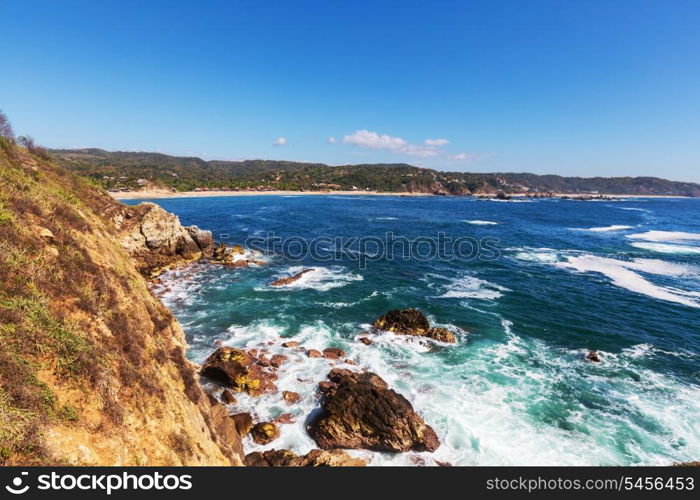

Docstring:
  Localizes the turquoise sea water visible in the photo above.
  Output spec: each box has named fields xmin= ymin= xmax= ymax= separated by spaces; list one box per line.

xmin=123 ymin=195 xmax=700 ymax=465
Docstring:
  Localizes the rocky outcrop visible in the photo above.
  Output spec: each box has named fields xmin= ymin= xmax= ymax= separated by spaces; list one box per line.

xmin=201 ymin=347 xmax=277 ymax=396
xmin=244 ymin=449 xmax=366 ymax=467
xmin=270 ymin=268 xmax=314 ymax=287
xmin=308 ymin=368 xmax=440 ymax=453
xmin=210 ymin=242 xmax=266 ymax=268
xmin=373 ymin=308 xmax=457 ymax=343
xmin=118 ymin=202 xmax=214 ymax=277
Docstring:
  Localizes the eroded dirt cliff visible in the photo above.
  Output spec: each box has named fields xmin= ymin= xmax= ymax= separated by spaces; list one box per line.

xmin=0 ymin=139 xmax=242 ymax=465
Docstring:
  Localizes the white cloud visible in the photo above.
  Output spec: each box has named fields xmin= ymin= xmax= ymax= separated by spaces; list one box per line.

xmin=448 ymin=152 xmax=488 ymax=161
xmin=273 ymin=137 xmax=287 ymax=146
xmin=327 ymin=136 xmax=337 ymax=144
xmin=425 ymin=138 xmax=449 ymax=147
xmin=343 ymin=129 xmax=438 ymax=157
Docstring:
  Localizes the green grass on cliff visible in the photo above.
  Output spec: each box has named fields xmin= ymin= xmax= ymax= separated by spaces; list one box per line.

xmin=0 ymin=138 xmax=105 ymax=463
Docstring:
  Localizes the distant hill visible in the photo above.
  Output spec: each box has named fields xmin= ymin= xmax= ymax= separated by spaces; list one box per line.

xmin=50 ymin=148 xmax=700 ymax=196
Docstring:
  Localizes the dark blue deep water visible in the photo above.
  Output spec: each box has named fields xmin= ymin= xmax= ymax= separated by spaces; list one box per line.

xmin=123 ymin=195 xmax=700 ymax=465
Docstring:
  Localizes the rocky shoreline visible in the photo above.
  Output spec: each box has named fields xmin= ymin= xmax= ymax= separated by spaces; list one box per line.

xmin=120 ymin=202 xmax=454 ymax=465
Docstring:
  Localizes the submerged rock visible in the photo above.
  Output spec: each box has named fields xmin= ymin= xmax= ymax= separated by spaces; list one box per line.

xmin=270 ymin=268 xmax=314 ymax=287
xmin=244 ymin=448 xmax=366 ymax=467
xmin=586 ymin=350 xmax=601 ymax=363
xmin=308 ymin=368 xmax=440 ymax=453
xmin=373 ymin=308 xmax=457 ymax=344
xmin=201 ymin=347 xmax=277 ymax=396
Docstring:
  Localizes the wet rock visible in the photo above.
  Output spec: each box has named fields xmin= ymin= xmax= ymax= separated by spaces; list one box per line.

xmin=318 ymin=381 xmax=336 ymax=393
xmin=230 ymin=244 xmax=246 ymax=255
xmin=358 ymin=337 xmax=373 ymax=345
xmin=244 ymin=448 xmax=366 ymax=467
xmin=201 ymin=347 xmax=277 ymax=396
xmin=283 ymin=391 xmax=301 ymax=405
xmin=373 ymin=308 xmax=430 ymax=335
xmin=274 ymin=413 xmax=296 ymax=425
xmin=270 ymin=268 xmax=314 ymax=287
xmin=270 ymin=354 xmax=288 ymax=368
xmin=282 ymin=341 xmax=300 ymax=348
xmin=291 ymin=449 xmax=367 ymax=467
xmin=374 ymin=308 xmax=457 ymax=344
xmin=322 ymin=347 xmax=345 ymax=360
xmin=306 ymin=349 xmax=322 ymax=358
xmin=244 ymin=449 xmax=298 ymax=467
xmin=309 ymin=369 xmax=440 ymax=453
xmin=230 ymin=413 xmax=253 ymax=435
xmin=251 ymin=422 xmax=280 ymax=445
xmin=586 ymin=350 xmax=601 ymax=363
xmin=425 ymin=327 xmax=457 ymax=344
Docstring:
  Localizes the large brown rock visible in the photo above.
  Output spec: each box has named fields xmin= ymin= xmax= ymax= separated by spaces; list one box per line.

xmin=201 ymin=347 xmax=277 ymax=396
xmin=373 ymin=308 xmax=457 ymax=344
xmin=207 ymin=401 xmax=245 ymax=464
xmin=270 ymin=269 xmax=314 ymax=287
xmin=373 ymin=308 xmax=430 ymax=335
xmin=230 ymin=413 xmax=253 ymax=435
xmin=308 ymin=369 xmax=440 ymax=453
xmin=120 ymin=202 xmax=214 ymax=276
xmin=244 ymin=448 xmax=366 ymax=467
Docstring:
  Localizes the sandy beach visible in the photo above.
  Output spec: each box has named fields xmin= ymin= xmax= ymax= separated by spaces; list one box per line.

xmin=110 ymin=189 xmax=693 ymax=200
xmin=110 ymin=189 xmax=435 ymax=199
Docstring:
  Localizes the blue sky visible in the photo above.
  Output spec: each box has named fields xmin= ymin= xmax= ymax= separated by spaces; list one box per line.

xmin=2 ymin=0 xmax=699 ymax=181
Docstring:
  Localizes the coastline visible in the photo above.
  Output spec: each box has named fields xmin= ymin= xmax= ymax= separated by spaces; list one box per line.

xmin=110 ymin=189 xmax=693 ymax=200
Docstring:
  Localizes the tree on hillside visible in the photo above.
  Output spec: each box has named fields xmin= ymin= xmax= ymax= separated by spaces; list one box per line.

xmin=0 ymin=109 xmax=14 ymax=139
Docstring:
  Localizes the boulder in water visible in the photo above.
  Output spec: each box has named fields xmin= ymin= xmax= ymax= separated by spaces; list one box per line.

xmin=308 ymin=368 xmax=440 ymax=453
xmin=373 ymin=308 xmax=457 ymax=344
xmin=201 ymin=347 xmax=277 ymax=396
xmin=251 ymin=422 xmax=280 ymax=445
xmin=322 ymin=347 xmax=345 ymax=360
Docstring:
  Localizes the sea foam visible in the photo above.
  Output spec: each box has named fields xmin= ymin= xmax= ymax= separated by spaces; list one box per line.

xmin=555 ymin=255 xmax=699 ymax=308
xmin=627 ymin=230 xmax=700 ymax=243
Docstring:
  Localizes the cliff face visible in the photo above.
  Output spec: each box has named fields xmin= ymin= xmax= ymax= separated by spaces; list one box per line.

xmin=0 ymin=141 xmax=242 ymax=465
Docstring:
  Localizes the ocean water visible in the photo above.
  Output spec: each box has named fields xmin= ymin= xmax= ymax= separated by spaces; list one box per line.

xmin=122 ymin=195 xmax=700 ymax=466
